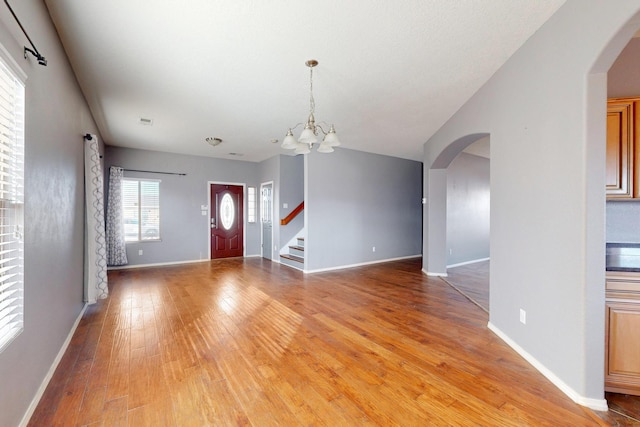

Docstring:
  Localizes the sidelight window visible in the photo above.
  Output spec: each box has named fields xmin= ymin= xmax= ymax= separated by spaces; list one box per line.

xmin=247 ymin=187 xmax=256 ymax=223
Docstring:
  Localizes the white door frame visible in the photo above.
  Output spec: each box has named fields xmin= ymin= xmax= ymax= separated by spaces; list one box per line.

xmin=260 ymin=181 xmax=274 ymax=260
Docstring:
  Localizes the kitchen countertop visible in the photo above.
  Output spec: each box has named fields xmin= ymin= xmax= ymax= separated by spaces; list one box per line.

xmin=607 ymin=243 xmax=640 ymax=272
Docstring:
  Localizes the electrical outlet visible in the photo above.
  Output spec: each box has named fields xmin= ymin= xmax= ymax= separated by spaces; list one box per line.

xmin=372 ymin=246 xmax=376 ymax=252
xmin=520 ymin=309 xmax=526 ymax=325
xmin=138 ymin=249 xmax=143 ymax=256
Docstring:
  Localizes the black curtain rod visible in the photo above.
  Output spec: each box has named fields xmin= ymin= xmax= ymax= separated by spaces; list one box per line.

xmin=83 ymin=136 xmax=185 ymax=175
xmin=4 ymin=0 xmax=46 ymax=66
xmin=124 ymin=169 xmax=187 ymax=176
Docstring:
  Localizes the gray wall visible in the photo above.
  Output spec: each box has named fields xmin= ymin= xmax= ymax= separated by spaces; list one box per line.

xmin=606 ymin=36 xmax=640 ymax=243
xmin=105 ymin=146 xmax=261 ymax=265
xmin=306 ymin=149 xmax=422 ymax=271
xmin=279 ymin=155 xmax=304 ymax=250
xmin=447 ymin=152 xmax=490 ymax=266
xmin=423 ymin=0 xmax=640 ymax=404
xmin=0 ymin=2 xmax=101 ymax=426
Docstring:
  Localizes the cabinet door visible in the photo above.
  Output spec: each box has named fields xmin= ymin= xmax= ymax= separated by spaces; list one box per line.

xmin=606 ymin=101 xmax=634 ymax=198
xmin=605 ymin=300 xmax=640 ymax=395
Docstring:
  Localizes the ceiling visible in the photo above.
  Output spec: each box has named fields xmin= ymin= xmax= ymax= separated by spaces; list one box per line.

xmin=44 ymin=0 xmax=565 ymax=163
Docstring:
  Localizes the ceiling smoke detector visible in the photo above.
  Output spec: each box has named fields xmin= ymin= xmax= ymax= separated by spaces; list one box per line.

xmin=206 ymin=137 xmax=223 ymax=147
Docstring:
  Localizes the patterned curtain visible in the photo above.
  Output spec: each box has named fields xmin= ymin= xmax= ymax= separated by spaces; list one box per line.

xmin=84 ymin=135 xmax=108 ymax=302
xmin=106 ymin=166 xmax=128 ymax=266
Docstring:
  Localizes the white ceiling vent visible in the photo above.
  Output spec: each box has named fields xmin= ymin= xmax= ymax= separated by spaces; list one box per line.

xmin=139 ymin=117 xmax=153 ymax=126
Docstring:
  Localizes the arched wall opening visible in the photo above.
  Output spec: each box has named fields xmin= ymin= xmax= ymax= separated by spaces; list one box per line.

xmin=423 ymin=133 xmax=490 ymax=278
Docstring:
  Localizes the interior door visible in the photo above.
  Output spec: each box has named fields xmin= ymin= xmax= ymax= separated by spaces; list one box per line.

xmin=261 ymin=183 xmax=273 ymax=260
xmin=210 ymin=184 xmax=244 ymax=258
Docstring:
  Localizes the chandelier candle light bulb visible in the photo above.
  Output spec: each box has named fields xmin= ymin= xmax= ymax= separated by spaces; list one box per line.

xmin=282 ymin=60 xmax=341 ymax=155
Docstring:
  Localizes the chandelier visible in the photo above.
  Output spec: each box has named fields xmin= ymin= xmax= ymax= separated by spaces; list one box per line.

xmin=281 ymin=60 xmax=341 ymax=154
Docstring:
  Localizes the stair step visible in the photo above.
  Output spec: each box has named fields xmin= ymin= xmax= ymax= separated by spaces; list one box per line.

xmin=281 ymin=254 xmax=304 ymax=263
xmin=288 ymin=245 xmax=305 ymax=257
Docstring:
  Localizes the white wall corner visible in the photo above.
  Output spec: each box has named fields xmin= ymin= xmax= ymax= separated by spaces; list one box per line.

xmin=487 ymin=322 xmax=608 ymax=412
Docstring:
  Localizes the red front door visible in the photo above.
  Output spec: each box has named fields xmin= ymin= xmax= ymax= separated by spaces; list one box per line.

xmin=210 ymin=184 xmax=244 ymax=258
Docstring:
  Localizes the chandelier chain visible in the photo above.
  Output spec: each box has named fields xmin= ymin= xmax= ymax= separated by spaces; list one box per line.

xmin=309 ymin=66 xmax=315 ymax=115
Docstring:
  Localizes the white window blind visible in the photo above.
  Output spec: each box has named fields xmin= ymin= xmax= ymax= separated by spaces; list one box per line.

xmin=122 ymin=179 xmax=160 ymax=242
xmin=0 ymin=53 xmax=24 ymax=353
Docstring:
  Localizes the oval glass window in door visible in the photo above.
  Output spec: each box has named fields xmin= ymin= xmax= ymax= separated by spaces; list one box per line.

xmin=220 ymin=193 xmax=235 ymax=230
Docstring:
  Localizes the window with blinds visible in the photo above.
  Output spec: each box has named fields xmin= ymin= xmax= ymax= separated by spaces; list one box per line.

xmin=122 ymin=179 xmax=160 ymax=242
xmin=0 ymin=51 xmax=24 ymax=353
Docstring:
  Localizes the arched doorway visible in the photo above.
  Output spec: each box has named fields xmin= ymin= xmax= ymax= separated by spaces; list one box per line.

xmin=442 ymin=136 xmax=491 ymax=312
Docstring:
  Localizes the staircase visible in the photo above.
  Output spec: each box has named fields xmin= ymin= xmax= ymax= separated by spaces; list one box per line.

xmin=280 ymin=237 xmax=304 ymax=270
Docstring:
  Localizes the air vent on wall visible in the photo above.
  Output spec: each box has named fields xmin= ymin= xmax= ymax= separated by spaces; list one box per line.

xmin=139 ymin=117 xmax=154 ymax=126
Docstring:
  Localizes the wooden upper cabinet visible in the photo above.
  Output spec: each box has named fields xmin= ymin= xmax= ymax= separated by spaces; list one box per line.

xmin=606 ymin=100 xmax=634 ymax=198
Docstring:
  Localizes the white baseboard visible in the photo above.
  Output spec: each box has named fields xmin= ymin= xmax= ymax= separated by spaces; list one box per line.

xmin=108 ymin=258 xmax=209 ymax=270
xmin=422 ymin=269 xmax=448 ymax=277
xmin=447 ymin=257 xmax=490 ymax=269
xmin=304 ymin=254 xmax=422 ymax=274
xmin=487 ymin=322 xmax=608 ymax=412
xmin=107 ymin=255 xmax=266 ymax=271
xmin=20 ymin=304 xmax=88 ymax=427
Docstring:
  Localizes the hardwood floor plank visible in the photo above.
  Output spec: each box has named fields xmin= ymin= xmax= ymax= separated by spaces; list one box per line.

xmin=49 ymin=358 xmax=92 ymax=427
xmin=199 ymin=374 xmax=250 ymax=426
xmin=76 ymin=385 xmax=107 ymax=426
xmin=100 ymin=396 xmax=128 ymax=427
xmin=105 ymin=356 xmax=129 ymax=402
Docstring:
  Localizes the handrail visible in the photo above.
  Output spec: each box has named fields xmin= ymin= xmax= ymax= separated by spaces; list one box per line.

xmin=280 ymin=201 xmax=304 ymax=225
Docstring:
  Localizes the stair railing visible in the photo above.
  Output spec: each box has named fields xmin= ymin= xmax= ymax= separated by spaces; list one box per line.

xmin=280 ymin=201 xmax=304 ymax=225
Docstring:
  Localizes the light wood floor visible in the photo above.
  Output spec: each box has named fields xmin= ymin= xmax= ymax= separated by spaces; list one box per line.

xmin=442 ymin=261 xmax=490 ymax=313
xmin=29 ymin=258 xmax=609 ymax=426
